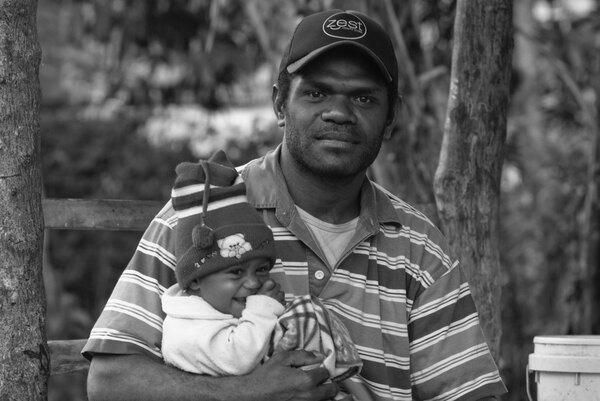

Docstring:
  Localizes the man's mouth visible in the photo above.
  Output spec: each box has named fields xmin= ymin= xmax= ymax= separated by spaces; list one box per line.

xmin=316 ymin=131 xmax=359 ymax=144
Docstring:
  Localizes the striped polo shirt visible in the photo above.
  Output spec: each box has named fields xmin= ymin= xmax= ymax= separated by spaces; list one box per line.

xmin=83 ymin=146 xmax=506 ymax=400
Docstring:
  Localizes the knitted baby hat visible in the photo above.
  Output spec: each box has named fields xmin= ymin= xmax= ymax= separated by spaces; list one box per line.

xmin=172 ymin=150 xmax=276 ymax=290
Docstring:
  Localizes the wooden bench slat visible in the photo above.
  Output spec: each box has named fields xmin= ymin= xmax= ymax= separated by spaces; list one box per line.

xmin=42 ymin=198 xmax=164 ymax=231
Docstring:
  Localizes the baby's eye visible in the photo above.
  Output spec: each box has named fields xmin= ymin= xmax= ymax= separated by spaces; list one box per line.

xmin=257 ymin=265 xmax=271 ymax=274
xmin=229 ymin=268 xmax=244 ymax=276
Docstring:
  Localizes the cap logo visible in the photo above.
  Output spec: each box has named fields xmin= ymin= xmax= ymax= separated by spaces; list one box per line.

xmin=322 ymin=12 xmax=366 ymax=40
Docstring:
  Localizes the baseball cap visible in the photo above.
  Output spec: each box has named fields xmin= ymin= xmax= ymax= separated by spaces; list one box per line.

xmin=279 ymin=9 xmax=398 ymax=88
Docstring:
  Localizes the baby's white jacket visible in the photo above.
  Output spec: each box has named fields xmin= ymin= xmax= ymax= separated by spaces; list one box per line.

xmin=161 ymin=284 xmax=285 ymax=376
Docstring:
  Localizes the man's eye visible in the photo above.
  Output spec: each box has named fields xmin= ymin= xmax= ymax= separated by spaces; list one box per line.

xmin=306 ymin=91 xmax=324 ymax=98
xmin=355 ymin=95 xmax=372 ymax=104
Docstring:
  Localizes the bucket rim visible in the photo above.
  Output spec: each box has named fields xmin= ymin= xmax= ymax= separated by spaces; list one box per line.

xmin=533 ymin=335 xmax=600 ymax=346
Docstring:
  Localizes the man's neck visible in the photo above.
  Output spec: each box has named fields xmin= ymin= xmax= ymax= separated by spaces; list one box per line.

xmin=280 ymin=152 xmax=364 ymax=224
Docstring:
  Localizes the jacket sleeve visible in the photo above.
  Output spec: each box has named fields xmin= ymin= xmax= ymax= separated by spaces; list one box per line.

xmin=162 ymin=295 xmax=284 ymax=376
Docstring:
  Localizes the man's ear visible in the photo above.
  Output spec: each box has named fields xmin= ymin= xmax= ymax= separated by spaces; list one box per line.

xmin=272 ymin=84 xmax=285 ymax=127
xmin=383 ymin=96 xmax=402 ymax=140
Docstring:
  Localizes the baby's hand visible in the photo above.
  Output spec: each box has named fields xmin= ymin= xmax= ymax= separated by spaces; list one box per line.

xmin=258 ymin=279 xmax=285 ymax=305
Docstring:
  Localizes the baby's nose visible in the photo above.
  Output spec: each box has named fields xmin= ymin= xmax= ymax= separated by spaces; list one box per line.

xmin=243 ymin=274 xmax=261 ymax=290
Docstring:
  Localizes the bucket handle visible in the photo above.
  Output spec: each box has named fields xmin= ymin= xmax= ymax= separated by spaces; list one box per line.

xmin=526 ymin=364 xmax=536 ymax=401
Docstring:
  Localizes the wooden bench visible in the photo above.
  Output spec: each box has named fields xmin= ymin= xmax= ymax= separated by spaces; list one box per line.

xmin=44 ymin=198 xmax=164 ymax=375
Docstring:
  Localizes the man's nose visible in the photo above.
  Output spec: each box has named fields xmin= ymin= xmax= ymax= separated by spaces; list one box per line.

xmin=321 ymin=96 xmax=357 ymax=124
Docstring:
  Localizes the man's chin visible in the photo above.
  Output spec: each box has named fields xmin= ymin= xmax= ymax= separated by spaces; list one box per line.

xmin=309 ymin=165 xmax=360 ymax=180
xmin=304 ymin=154 xmax=364 ymax=178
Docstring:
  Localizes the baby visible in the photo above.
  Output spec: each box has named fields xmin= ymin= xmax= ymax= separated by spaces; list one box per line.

xmin=161 ymin=150 xmax=362 ymax=398
xmin=161 ymin=150 xmax=285 ymax=375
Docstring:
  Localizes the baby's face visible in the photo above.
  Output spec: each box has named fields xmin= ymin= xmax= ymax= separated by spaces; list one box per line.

xmin=193 ymin=257 xmax=272 ymax=317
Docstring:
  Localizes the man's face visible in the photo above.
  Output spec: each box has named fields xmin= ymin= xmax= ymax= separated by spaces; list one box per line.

xmin=191 ymin=258 xmax=272 ymax=318
xmin=278 ymin=48 xmax=393 ymax=179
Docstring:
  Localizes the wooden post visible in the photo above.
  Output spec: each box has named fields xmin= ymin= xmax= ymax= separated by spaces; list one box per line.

xmin=433 ymin=0 xmax=513 ymax=360
xmin=0 ymin=1 xmax=47 ymax=400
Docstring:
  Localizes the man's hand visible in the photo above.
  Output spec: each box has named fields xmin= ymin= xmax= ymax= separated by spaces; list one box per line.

xmin=247 ymin=350 xmax=337 ymax=400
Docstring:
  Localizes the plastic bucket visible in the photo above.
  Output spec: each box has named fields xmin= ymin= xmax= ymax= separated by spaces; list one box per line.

xmin=527 ymin=335 xmax=600 ymax=401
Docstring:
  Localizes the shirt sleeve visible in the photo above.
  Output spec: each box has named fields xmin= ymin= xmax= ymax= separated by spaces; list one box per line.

xmin=408 ymin=260 xmax=507 ymax=400
xmin=81 ymin=201 xmax=178 ymax=361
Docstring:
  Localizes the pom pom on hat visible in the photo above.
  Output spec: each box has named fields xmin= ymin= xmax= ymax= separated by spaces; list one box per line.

xmin=192 ymin=224 xmax=214 ymax=249
xmin=172 ymin=150 xmax=276 ymax=290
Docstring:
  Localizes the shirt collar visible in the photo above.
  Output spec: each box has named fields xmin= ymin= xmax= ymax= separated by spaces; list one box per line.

xmin=241 ymin=145 xmax=402 ymax=228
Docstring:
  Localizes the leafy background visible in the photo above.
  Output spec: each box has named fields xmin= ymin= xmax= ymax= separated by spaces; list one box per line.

xmin=39 ymin=0 xmax=599 ymax=400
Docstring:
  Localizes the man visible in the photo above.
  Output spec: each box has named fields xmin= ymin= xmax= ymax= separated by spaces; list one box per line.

xmin=85 ymin=9 xmax=507 ymax=401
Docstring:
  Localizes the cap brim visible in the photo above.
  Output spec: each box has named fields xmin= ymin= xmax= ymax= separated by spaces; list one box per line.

xmin=286 ymin=41 xmax=393 ymax=83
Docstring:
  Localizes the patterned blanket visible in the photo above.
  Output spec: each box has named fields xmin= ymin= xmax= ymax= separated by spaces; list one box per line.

xmin=269 ymin=294 xmax=362 ymax=382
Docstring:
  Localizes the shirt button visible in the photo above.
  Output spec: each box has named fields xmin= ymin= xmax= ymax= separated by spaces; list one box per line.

xmin=315 ymin=270 xmax=325 ymax=280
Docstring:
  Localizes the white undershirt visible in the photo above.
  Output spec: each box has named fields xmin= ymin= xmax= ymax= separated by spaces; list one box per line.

xmin=295 ymin=206 xmax=359 ymax=269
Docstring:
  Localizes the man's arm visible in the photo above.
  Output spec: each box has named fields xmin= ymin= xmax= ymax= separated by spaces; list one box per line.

xmin=87 ymin=350 xmax=337 ymax=401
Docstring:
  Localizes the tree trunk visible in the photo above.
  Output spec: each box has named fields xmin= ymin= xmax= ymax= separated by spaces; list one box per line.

xmin=0 ymin=1 xmax=47 ymax=400
xmin=579 ymin=36 xmax=600 ymax=334
xmin=433 ymin=0 xmax=513 ymax=360
xmin=592 ymin=56 xmax=600 ymax=334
